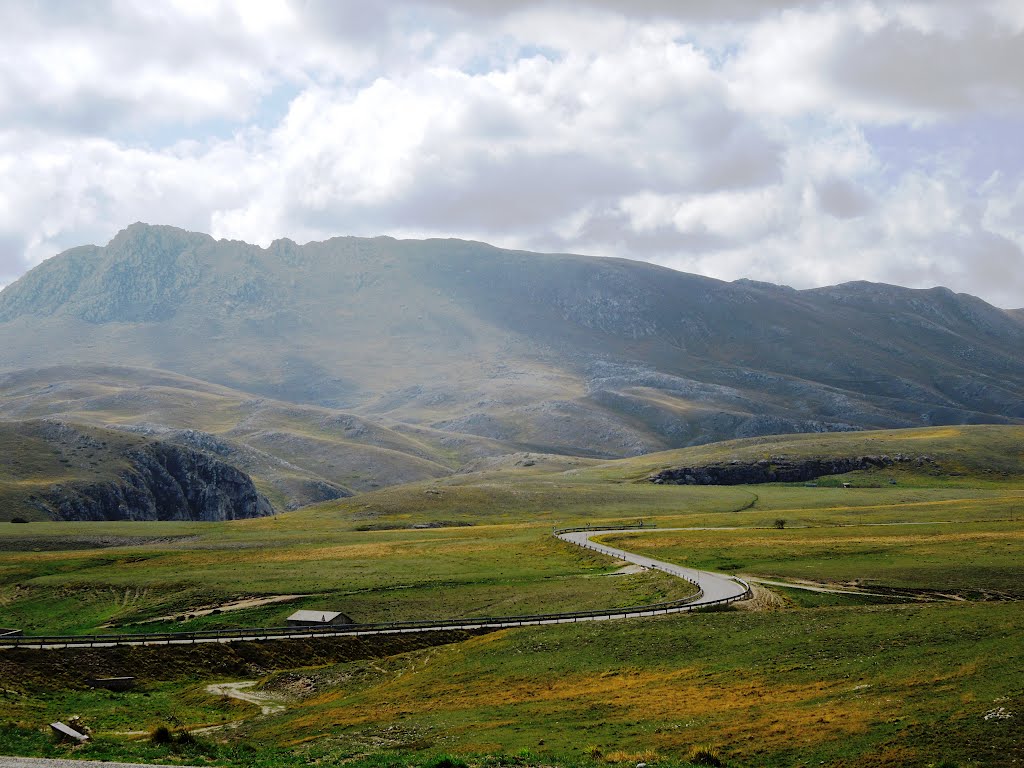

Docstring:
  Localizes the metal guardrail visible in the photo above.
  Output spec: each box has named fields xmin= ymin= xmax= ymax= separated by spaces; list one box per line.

xmin=553 ymin=524 xmax=654 ymax=535
xmin=0 ymin=594 xmax=736 ymax=649
xmin=0 ymin=524 xmax=751 ymax=650
xmin=557 ymin=526 xmax=753 ymax=610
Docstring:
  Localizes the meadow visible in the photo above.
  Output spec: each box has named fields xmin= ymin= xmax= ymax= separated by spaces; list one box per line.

xmin=0 ymin=425 xmax=1022 ymax=766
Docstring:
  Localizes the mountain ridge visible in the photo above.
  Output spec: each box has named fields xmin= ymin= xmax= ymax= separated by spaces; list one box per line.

xmin=1 ymin=223 xmax=1021 ymax=471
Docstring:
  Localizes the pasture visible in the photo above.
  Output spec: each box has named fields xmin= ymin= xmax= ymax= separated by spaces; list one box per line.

xmin=1 ymin=425 xmax=1022 ymax=766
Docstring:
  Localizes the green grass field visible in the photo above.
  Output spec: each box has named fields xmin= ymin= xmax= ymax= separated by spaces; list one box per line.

xmin=0 ymin=520 xmax=698 ymax=635
xmin=0 ymin=425 xmax=1022 ymax=766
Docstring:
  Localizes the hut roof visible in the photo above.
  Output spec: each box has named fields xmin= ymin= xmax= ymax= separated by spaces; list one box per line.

xmin=287 ymin=610 xmax=344 ymax=623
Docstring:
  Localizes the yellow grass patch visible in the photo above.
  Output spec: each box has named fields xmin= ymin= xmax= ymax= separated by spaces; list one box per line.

xmin=897 ymin=427 xmax=964 ymax=440
xmin=290 ymin=665 xmax=881 ymax=756
xmin=236 ymin=538 xmax=506 ymax=564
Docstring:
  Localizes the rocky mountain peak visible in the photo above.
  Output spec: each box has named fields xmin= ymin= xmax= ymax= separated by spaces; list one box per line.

xmin=1 ymin=226 xmax=1022 ymax=458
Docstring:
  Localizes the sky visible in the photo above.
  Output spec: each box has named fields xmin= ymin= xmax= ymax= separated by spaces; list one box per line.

xmin=1 ymin=1 xmax=1023 ymax=308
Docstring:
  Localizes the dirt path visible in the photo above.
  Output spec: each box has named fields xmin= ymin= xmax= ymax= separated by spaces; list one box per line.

xmin=743 ymin=576 xmax=908 ymax=597
xmin=205 ymin=681 xmax=285 ymax=715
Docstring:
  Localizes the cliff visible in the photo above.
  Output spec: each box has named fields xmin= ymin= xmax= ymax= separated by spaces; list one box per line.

xmin=1 ymin=420 xmax=274 ymax=522
xmin=650 ymin=453 xmax=937 ymax=485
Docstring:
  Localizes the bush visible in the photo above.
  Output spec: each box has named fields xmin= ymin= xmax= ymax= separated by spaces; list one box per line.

xmin=604 ymin=748 xmax=658 ymax=764
xmin=9 ymin=517 xmax=28 ymax=524
xmin=688 ymin=745 xmax=723 ymax=767
xmin=150 ymin=725 xmax=201 ymax=751
xmin=174 ymin=729 xmax=197 ymax=747
xmin=422 ymin=755 xmax=469 ymax=768
xmin=773 ymin=519 xmax=786 ymax=529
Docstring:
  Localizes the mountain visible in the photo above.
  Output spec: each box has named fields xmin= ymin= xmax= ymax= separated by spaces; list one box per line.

xmin=0 ymin=420 xmax=273 ymax=522
xmin=1 ymin=223 xmax=1022 ymax=470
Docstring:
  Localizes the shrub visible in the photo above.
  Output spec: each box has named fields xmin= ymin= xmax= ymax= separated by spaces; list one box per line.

xmin=174 ymin=729 xmax=197 ymax=747
xmin=604 ymin=748 xmax=658 ymax=764
xmin=422 ymin=755 xmax=469 ymax=768
xmin=9 ymin=517 xmax=28 ymax=524
xmin=773 ymin=519 xmax=786 ymax=529
xmin=687 ymin=745 xmax=723 ymax=767
xmin=150 ymin=725 xmax=202 ymax=751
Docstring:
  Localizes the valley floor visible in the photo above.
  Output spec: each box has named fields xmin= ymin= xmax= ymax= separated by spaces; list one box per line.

xmin=1 ymin=426 xmax=1023 ymax=767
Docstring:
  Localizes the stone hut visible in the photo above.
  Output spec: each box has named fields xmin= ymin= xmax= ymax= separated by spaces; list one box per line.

xmin=286 ymin=610 xmax=354 ymax=627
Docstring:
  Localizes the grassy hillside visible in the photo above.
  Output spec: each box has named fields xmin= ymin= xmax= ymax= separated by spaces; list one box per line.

xmin=0 ymin=426 xmax=1019 ymax=629
xmin=587 ymin=424 xmax=1024 ymax=485
xmin=0 ymin=366 xmax=517 ymax=507
xmin=0 ymin=420 xmax=142 ymax=521
xmin=0 ymin=420 xmax=273 ymax=523
xmin=0 ymin=425 xmax=1022 ymax=766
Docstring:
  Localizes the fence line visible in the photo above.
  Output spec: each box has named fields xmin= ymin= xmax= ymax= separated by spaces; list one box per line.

xmin=0 ymin=525 xmax=751 ymax=650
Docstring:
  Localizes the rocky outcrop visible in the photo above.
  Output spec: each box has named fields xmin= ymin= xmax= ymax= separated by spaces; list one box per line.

xmin=40 ymin=441 xmax=273 ymax=522
xmin=107 ymin=422 xmax=351 ymax=509
xmin=650 ymin=454 xmax=936 ymax=485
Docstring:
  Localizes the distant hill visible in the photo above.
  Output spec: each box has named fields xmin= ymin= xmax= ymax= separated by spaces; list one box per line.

xmin=1 ymin=223 xmax=1022 ymax=468
xmin=0 ymin=366 xmax=501 ymax=508
xmin=0 ymin=420 xmax=273 ymax=521
xmin=592 ymin=424 xmax=1024 ymax=486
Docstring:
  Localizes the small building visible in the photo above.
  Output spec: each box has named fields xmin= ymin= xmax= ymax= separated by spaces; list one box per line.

xmin=286 ymin=610 xmax=354 ymax=627
xmin=87 ymin=676 xmax=135 ymax=691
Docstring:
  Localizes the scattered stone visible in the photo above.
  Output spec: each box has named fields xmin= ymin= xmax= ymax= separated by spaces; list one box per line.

xmin=51 ymin=720 xmax=89 ymax=742
xmin=984 ymin=707 xmax=1013 ymax=721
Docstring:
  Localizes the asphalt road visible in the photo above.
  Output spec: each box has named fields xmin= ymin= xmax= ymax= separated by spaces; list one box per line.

xmin=555 ymin=528 xmax=750 ymax=604
xmin=0 ymin=758 xmax=204 ymax=768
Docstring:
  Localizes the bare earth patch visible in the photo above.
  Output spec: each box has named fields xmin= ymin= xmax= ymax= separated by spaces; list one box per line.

xmin=206 ymin=681 xmax=286 ymax=715
xmin=107 ymin=594 xmax=309 ymax=626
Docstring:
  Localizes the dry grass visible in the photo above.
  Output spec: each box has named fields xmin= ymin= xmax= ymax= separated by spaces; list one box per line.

xmin=733 ymin=583 xmax=790 ymax=611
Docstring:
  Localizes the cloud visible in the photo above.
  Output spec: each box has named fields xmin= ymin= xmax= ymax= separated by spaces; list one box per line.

xmin=0 ymin=0 xmax=1021 ymax=309
xmin=208 ymin=32 xmax=783 ymax=243
xmin=728 ymin=3 xmax=1024 ymax=123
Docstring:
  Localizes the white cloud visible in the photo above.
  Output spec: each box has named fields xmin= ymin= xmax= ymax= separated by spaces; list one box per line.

xmin=728 ymin=2 xmax=1024 ymax=124
xmin=0 ymin=0 xmax=1022 ymax=309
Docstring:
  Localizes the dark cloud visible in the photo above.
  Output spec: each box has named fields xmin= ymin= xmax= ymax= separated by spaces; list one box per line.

xmin=828 ymin=19 xmax=1024 ymax=117
xmin=300 ymin=1 xmax=394 ymax=40
xmin=815 ymin=177 xmax=873 ymax=219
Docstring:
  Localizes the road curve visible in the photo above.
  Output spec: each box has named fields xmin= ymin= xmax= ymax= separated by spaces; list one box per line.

xmin=1 ymin=529 xmax=750 ymax=650
xmin=556 ymin=528 xmax=749 ymax=605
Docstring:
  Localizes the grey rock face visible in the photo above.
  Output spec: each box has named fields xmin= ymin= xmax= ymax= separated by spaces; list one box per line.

xmin=650 ymin=454 xmax=935 ymax=485
xmin=41 ymin=440 xmax=273 ymax=522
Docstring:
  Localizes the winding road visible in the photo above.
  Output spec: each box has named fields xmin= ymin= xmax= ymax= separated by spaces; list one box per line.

xmin=555 ymin=528 xmax=750 ymax=604
xmin=0 ymin=527 xmax=751 ymax=650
